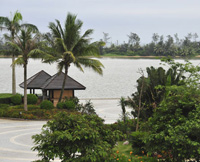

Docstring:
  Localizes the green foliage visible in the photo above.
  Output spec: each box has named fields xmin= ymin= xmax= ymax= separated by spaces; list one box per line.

xmin=0 ymin=93 xmax=13 ymax=98
xmin=145 ymin=85 xmax=200 ymax=161
xmin=109 ymin=119 xmax=136 ymax=139
xmin=57 ymin=97 xmax=77 ymax=110
xmin=102 ymin=33 xmax=200 ymax=57
xmin=32 ymin=112 xmax=122 ymax=162
xmin=79 ymin=100 xmax=97 ymax=115
xmin=27 ymin=94 xmax=38 ymax=105
xmin=40 ymin=100 xmax=54 ymax=110
xmin=130 ymin=131 xmax=147 ymax=155
xmin=11 ymin=94 xmax=22 ymax=105
xmin=56 ymin=102 xmax=65 ymax=109
xmin=126 ymin=65 xmax=184 ymax=121
xmin=0 ymin=93 xmax=12 ymax=104
xmin=64 ymin=100 xmax=76 ymax=110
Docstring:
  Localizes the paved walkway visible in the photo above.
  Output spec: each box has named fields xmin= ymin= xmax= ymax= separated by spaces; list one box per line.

xmin=0 ymin=119 xmax=46 ymax=162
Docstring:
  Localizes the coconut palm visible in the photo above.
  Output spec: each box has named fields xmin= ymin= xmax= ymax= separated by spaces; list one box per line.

xmin=0 ymin=11 xmax=37 ymax=95
xmin=8 ymin=26 xmax=40 ymax=111
xmin=44 ymin=13 xmax=104 ymax=102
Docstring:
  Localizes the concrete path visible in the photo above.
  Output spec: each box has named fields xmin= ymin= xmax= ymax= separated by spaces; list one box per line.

xmin=0 ymin=119 xmax=46 ymax=162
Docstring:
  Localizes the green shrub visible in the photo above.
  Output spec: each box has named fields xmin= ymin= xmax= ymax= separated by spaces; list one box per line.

xmin=64 ymin=100 xmax=75 ymax=110
xmin=27 ymin=94 xmax=38 ymax=105
xmin=64 ymin=96 xmax=79 ymax=105
xmin=130 ymin=131 xmax=148 ymax=155
xmin=40 ymin=100 xmax=54 ymax=110
xmin=0 ymin=93 xmax=12 ymax=104
xmin=56 ymin=102 xmax=65 ymax=109
xmin=79 ymin=100 xmax=96 ymax=115
xmin=32 ymin=112 xmax=122 ymax=162
xmin=11 ymin=94 xmax=22 ymax=105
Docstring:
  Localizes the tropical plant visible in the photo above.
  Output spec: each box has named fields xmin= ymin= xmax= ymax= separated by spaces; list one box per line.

xmin=8 ymin=26 xmax=41 ymax=111
xmin=0 ymin=11 xmax=37 ymax=95
xmin=126 ymin=60 xmax=185 ymax=122
xmin=43 ymin=13 xmax=104 ymax=102
xmin=146 ymin=85 xmax=200 ymax=162
xmin=32 ymin=112 xmax=122 ymax=162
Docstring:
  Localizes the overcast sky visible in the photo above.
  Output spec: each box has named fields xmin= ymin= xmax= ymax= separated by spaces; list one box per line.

xmin=1 ymin=0 xmax=200 ymax=44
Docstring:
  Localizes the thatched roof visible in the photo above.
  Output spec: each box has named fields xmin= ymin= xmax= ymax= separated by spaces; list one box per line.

xmin=19 ymin=71 xmax=86 ymax=90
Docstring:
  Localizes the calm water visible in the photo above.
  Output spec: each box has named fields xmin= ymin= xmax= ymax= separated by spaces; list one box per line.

xmin=1 ymin=58 xmax=200 ymax=99
xmin=1 ymin=58 xmax=200 ymax=123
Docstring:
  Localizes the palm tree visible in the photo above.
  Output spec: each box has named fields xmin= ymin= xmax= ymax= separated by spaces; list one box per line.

xmin=44 ymin=13 xmax=104 ymax=102
xmin=0 ymin=11 xmax=37 ymax=95
xmin=8 ymin=26 xmax=40 ymax=111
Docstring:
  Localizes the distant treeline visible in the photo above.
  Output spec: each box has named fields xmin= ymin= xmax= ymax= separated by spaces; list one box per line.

xmin=1 ymin=32 xmax=200 ymax=57
xmin=100 ymin=32 xmax=200 ymax=57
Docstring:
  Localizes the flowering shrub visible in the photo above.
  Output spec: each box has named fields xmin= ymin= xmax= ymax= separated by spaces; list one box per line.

xmin=110 ymin=150 xmax=158 ymax=162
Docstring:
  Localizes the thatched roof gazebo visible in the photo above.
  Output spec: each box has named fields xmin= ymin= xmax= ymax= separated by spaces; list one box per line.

xmin=19 ymin=70 xmax=86 ymax=106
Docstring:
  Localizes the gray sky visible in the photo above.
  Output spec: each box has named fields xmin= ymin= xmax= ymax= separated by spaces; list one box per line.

xmin=1 ymin=0 xmax=200 ymax=44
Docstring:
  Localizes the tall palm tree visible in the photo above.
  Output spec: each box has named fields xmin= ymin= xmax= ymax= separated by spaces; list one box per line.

xmin=8 ymin=26 xmax=40 ymax=111
xmin=44 ymin=13 xmax=104 ymax=102
xmin=0 ymin=11 xmax=37 ymax=95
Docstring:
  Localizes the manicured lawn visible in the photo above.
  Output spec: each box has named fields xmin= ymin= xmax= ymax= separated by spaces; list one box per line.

xmin=0 ymin=93 xmax=12 ymax=98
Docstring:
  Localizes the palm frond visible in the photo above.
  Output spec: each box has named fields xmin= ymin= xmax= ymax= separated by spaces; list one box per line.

xmin=55 ymin=19 xmax=64 ymax=39
xmin=73 ymin=61 xmax=84 ymax=72
xmin=49 ymin=22 xmax=62 ymax=39
xmin=28 ymin=49 xmax=50 ymax=59
xmin=6 ymin=41 xmax=22 ymax=53
xmin=13 ymin=11 xmax=22 ymax=23
xmin=20 ymin=23 xmax=38 ymax=33
xmin=13 ymin=56 xmax=25 ymax=66
xmin=0 ymin=17 xmax=11 ymax=30
xmin=57 ymin=61 xmax=65 ymax=73
xmin=75 ymin=58 xmax=104 ymax=75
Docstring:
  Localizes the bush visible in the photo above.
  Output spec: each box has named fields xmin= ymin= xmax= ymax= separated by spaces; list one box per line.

xmin=64 ymin=100 xmax=76 ymax=110
xmin=0 ymin=93 xmax=12 ymax=104
xmin=79 ymin=100 xmax=96 ymax=115
xmin=32 ymin=112 xmax=122 ymax=162
xmin=27 ymin=94 xmax=38 ymax=105
xmin=11 ymin=94 xmax=22 ymax=105
xmin=56 ymin=102 xmax=65 ymax=109
xmin=40 ymin=100 xmax=54 ymax=110
xmin=130 ymin=131 xmax=148 ymax=155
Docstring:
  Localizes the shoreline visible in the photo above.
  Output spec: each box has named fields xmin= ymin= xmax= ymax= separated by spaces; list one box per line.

xmin=1 ymin=55 xmax=200 ymax=59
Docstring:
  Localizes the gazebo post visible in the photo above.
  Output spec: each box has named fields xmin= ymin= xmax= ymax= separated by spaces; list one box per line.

xmin=42 ymin=89 xmax=47 ymax=100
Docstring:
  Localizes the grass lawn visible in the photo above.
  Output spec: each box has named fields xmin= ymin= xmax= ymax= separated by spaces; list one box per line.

xmin=112 ymin=141 xmax=158 ymax=162
xmin=113 ymin=141 xmax=132 ymax=157
xmin=0 ymin=93 xmax=12 ymax=98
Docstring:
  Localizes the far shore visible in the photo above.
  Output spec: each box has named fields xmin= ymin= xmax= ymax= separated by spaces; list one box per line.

xmin=1 ymin=55 xmax=200 ymax=59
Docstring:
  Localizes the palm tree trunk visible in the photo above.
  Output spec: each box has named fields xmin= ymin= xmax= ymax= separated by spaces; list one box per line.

xmin=24 ymin=64 xmax=28 ymax=111
xmin=12 ymin=54 xmax=16 ymax=95
xmin=58 ymin=67 xmax=69 ymax=102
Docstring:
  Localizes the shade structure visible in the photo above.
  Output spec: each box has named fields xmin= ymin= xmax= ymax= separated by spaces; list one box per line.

xmin=19 ymin=70 xmax=86 ymax=90
xmin=41 ymin=72 xmax=86 ymax=90
xmin=19 ymin=70 xmax=51 ymax=89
